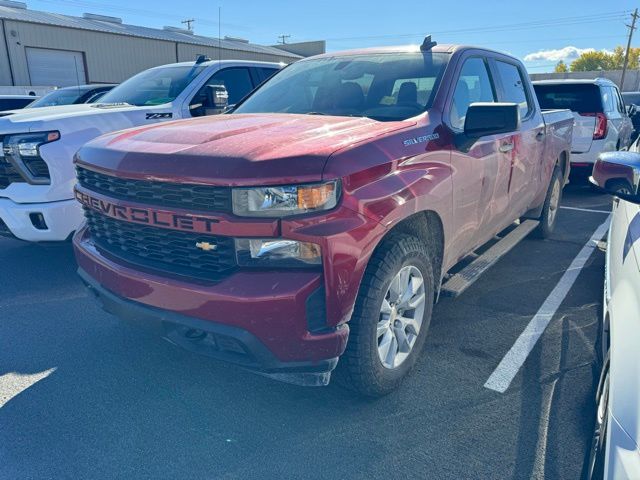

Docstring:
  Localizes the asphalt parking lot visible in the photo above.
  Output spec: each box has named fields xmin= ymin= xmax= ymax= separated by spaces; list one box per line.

xmin=0 ymin=184 xmax=612 ymax=480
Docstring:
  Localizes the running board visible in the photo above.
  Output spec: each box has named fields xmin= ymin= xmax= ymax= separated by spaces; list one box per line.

xmin=440 ymin=220 xmax=540 ymax=298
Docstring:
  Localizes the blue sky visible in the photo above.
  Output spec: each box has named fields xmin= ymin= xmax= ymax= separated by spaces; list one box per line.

xmin=28 ymin=0 xmax=639 ymax=72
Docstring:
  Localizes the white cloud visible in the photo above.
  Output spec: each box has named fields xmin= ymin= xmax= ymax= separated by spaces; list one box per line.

xmin=524 ymin=46 xmax=613 ymax=63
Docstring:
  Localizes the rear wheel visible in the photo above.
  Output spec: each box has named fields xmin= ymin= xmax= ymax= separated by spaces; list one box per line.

xmin=337 ymin=234 xmax=435 ymax=397
xmin=535 ymin=167 xmax=563 ymax=239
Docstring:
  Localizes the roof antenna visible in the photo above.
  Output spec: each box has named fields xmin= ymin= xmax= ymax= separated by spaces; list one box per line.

xmin=420 ymin=35 xmax=437 ymax=51
xmin=195 ymin=54 xmax=210 ymax=64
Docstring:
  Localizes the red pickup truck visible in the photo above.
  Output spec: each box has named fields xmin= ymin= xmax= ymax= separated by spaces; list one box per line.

xmin=73 ymin=39 xmax=573 ymax=396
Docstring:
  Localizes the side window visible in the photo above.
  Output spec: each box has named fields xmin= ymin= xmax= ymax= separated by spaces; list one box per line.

xmin=613 ymin=87 xmax=625 ymax=114
xmin=191 ymin=67 xmax=254 ymax=114
xmin=495 ymin=60 xmax=531 ymax=120
xmin=258 ymin=68 xmax=278 ymax=83
xmin=450 ymin=57 xmax=495 ymax=130
xmin=601 ymin=87 xmax=615 ymax=113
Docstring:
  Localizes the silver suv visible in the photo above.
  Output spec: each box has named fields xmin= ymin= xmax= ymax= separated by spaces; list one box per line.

xmin=533 ymin=78 xmax=633 ymax=179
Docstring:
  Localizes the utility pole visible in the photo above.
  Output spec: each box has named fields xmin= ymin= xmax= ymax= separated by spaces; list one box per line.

xmin=181 ymin=18 xmax=195 ymax=32
xmin=621 ymin=8 xmax=639 ymax=92
xmin=278 ymin=34 xmax=291 ymax=44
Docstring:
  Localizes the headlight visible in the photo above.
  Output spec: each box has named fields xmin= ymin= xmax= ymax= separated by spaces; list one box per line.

xmin=235 ymin=239 xmax=321 ymax=267
xmin=232 ymin=180 xmax=339 ymax=217
xmin=2 ymin=131 xmax=60 ymax=159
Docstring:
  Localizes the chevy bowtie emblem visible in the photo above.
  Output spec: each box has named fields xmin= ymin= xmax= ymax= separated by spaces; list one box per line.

xmin=195 ymin=241 xmax=217 ymax=252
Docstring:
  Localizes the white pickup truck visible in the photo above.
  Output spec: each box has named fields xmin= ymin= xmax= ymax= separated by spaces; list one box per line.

xmin=0 ymin=58 xmax=282 ymax=241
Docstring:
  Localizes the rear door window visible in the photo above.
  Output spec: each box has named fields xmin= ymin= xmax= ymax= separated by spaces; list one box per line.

xmin=613 ymin=87 xmax=625 ymax=114
xmin=494 ymin=60 xmax=531 ymax=119
xmin=601 ymin=87 xmax=616 ymax=114
xmin=450 ymin=57 xmax=496 ymax=130
xmin=533 ymin=84 xmax=603 ymax=113
xmin=257 ymin=68 xmax=279 ymax=83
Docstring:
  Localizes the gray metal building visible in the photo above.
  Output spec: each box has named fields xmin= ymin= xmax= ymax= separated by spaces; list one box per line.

xmin=0 ymin=1 xmax=320 ymax=87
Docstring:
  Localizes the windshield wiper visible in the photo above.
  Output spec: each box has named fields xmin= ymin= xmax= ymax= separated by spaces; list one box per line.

xmin=305 ymin=111 xmax=327 ymax=115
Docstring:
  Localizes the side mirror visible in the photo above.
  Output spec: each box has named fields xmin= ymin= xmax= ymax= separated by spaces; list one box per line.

xmin=456 ymin=102 xmax=520 ymax=151
xmin=626 ymin=104 xmax=638 ymax=116
xmin=590 ymin=151 xmax=640 ymax=203
xmin=204 ymin=85 xmax=229 ymax=115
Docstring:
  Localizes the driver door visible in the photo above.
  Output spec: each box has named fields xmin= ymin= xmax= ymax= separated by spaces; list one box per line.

xmin=448 ymin=56 xmax=513 ymax=260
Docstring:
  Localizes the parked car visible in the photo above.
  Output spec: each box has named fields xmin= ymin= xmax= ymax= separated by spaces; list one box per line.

xmin=588 ymin=143 xmax=640 ymax=479
xmin=73 ymin=39 xmax=573 ymax=396
xmin=0 ymin=95 xmax=38 ymax=112
xmin=622 ymin=91 xmax=640 ymax=143
xmin=0 ymin=58 xmax=282 ymax=241
xmin=24 ymin=84 xmax=117 ymax=108
xmin=533 ymin=79 xmax=633 ymax=179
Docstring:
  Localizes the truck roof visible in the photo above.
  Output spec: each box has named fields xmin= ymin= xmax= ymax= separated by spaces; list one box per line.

xmin=306 ymin=43 xmax=509 ymax=59
xmin=150 ymin=59 xmax=285 ymax=70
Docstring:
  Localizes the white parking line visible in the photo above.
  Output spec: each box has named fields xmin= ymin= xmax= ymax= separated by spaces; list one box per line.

xmin=560 ymin=206 xmax=611 ymax=214
xmin=484 ymin=216 xmax=611 ymax=393
xmin=0 ymin=368 xmax=56 ymax=408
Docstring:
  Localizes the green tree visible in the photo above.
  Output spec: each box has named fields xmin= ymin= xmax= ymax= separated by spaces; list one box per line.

xmin=611 ymin=46 xmax=640 ymax=70
xmin=569 ymin=46 xmax=640 ymax=72
xmin=570 ymin=51 xmax=615 ymax=72
xmin=554 ymin=61 xmax=568 ymax=73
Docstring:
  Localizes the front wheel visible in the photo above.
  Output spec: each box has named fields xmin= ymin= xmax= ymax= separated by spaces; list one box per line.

xmin=587 ymin=367 xmax=610 ymax=480
xmin=535 ymin=166 xmax=563 ymax=239
xmin=337 ymin=233 xmax=435 ymax=397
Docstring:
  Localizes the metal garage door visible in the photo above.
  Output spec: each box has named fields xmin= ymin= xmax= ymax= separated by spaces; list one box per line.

xmin=26 ymin=48 xmax=87 ymax=87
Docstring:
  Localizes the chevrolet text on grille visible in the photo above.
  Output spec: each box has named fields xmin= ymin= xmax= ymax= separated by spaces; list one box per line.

xmin=75 ymin=190 xmax=220 ymax=233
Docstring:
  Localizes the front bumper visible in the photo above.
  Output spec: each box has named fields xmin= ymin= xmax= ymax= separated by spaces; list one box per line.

xmin=73 ymin=227 xmax=350 ymax=377
xmin=0 ymin=196 xmax=83 ymax=241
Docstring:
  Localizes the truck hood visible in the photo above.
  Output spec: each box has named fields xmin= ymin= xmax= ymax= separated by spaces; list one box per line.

xmin=76 ymin=113 xmax=413 ymax=186
xmin=0 ymin=103 xmax=172 ymax=135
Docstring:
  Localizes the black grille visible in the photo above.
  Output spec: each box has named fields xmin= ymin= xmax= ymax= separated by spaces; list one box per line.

xmin=0 ymin=218 xmax=13 ymax=238
xmin=24 ymin=158 xmax=50 ymax=178
xmin=77 ymin=167 xmax=232 ymax=212
xmin=0 ymin=160 xmax=22 ymax=189
xmin=85 ymin=209 xmax=237 ymax=282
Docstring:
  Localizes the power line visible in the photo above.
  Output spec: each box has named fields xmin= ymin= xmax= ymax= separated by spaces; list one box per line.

xmin=316 ymin=11 xmax=630 ymax=43
xmin=278 ymin=34 xmax=291 ymax=44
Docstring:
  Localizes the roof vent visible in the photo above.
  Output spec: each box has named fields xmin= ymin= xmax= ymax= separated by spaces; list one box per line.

xmin=83 ymin=13 xmax=123 ymax=24
xmin=224 ymin=35 xmax=249 ymax=44
xmin=163 ymin=26 xmax=194 ymax=35
xmin=0 ymin=1 xmax=27 ymax=9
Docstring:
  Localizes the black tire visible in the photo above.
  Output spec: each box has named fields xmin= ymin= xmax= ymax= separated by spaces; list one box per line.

xmin=336 ymin=233 xmax=435 ymax=397
xmin=607 ymin=179 xmax=633 ymax=197
xmin=587 ymin=366 xmax=610 ymax=480
xmin=535 ymin=166 xmax=563 ymax=239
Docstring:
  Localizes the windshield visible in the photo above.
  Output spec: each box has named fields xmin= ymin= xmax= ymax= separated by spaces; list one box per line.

xmin=98 ymin=65 xmax=206 ymax=107
xmin=234 ymin=52 xmax=449 ymax=122
xmin=27 ymin=89 xmax=84 ymax=108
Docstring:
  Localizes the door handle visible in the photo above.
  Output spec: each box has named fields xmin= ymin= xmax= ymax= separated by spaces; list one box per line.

xmin=499 ymin=143 xmax=514 ymax=153
xmin=536 ymin=131 xmax=546 ymax=141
